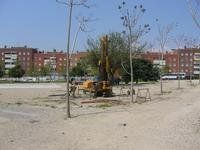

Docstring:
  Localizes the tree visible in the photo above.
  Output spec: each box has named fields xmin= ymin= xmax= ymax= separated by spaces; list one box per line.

xmin=85 ymin=32 xmax=129 ymax=81
xmin=156 ymin=22 xmax=174 ymax=94
xmin=121 ymin=58 xmax=159 ymax=84
xmin=186 ymin=0 xmax=200 ymax=30
xmin=174 ymin=34 xmax=188 ymax=89
xmin=0 ymin=68 xmax=3 ymax=77
xmin=0 ymin=63 xmax=4 ymax=77
xmin=56 ymin=0 xmax=90 ymax=118
xmin=118 ymin=1 xmax=150 ymax=102
xmin=8 ymin=64 xmax=25 ymax=78
xmin=162 ymin=65 xmax=170 ymax=74
xmin=69 ymin=62 xmax=85 ymax=76
xmin=40 ymin=65 xmax=51 ymax=76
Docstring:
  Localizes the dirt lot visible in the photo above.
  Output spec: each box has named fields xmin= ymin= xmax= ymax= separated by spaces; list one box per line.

xmin=0 ymin=80 xmax=200 ymax=150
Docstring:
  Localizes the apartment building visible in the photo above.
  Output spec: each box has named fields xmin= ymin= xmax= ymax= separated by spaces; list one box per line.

xmin=0 ymin=46 xmax=37 ymax=72
xmin=70 ymin=51 xmax=88 ymax=67
xmin=33 ymin=50 xmax=67 ymax=73
xmin=0 ymin=46 xmax=88 ymax=75
xmin=142 ymin=48 xmax=200 ymax=76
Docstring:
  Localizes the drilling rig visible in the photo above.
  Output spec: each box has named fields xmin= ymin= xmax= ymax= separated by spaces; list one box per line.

xmin=80 ymin=35 xmax=112 ymax=97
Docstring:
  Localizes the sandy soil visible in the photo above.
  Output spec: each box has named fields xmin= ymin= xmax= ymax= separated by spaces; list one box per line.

xmin=0 ymin=80 xmax=200 ymax=150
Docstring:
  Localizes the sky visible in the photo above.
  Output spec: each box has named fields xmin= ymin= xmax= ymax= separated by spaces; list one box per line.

xmin=0 ymin=0 xmax=199 ymax=52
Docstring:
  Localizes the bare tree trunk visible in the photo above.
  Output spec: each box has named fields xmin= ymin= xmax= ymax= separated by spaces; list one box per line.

xmin=178 ymin=52 xmax=181 ymax=89
xmin=130 ymin=41 xmax=134 ymax=103
xmin=66 ymin=0 xmax=73 ymax=119
xmin=160 ymin=51 xmax=163 ymax=94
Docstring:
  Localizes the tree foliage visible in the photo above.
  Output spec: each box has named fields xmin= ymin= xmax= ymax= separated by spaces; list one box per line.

xmin=40 ymin=65 xmax=51 ymax=76
xmin=0 ymin=69 xmax=3 ymax=77
xmin=8 ymin=64 xmax=25 ymax=78
xmin=121 ymin=58 xmax=160 ymax=84
xmin=0 ymin=64 xmax=4 ymax=77
xmin=69 ymin=62 xmax=85 ymax=77
xmin=85 ymin=32 xmax=129 ymax=79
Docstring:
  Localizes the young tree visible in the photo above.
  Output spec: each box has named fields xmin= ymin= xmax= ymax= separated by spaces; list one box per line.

xmin=56 ymin=0 xmax=90 ymax=118
xmin=156 ymin=22 xmax=174 ymax=94
xmin=118 ymin=1 xmax=150 ymax=102
xmin=186 ymin=0 xmax=200 ymax=30
xmin=174 ymin=34 xmax=188 ymax=89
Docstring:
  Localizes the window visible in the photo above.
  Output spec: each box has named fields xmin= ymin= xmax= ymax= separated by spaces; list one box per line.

xmin=1 ymin=52 xmax=4 ymax=55
xmin=181 ymin=53 xmax=184 ymax=56
xmin=173 ymin=58 xmax=176 ymax=61
xmin=23 ymin=57 xmax=25 ymax=61
xmin=39 ymin=57 xmax=41 ymax=61
xmin=23 ymin=52 xmax=25 ymax=55
xmin=27 ymin=57 xmax=30 ymax=61
xmin=2 ymin=58 xmax=4 ymax=60
xmin=19 ymin=52 xmax=21 ymax=55
xmin=59 ymin=58 xmax=62 ymax=61
xmin=190 ymin=53 xmax=193 ymax=56
xmin=27 ymin=52 xmax=30 ymax=55
xmin=186 ymin=64 xmax=188 ymax=67
xmin=181 ymin=64 xmax=184 ymax=67
xmin=185 ymin=53 xmax=188 ymax=56
xmin=173 ymin=64 xmax=176 ymax=67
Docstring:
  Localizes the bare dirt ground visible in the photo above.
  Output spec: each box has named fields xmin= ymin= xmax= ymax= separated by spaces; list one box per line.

xmin=0 ymin=80 xmax=200 ymax=150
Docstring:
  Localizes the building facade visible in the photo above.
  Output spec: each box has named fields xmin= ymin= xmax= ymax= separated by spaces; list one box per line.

xmin=0 ymin=46 xmax=88 ymax=75
xmin=0 ymin=46 xmax=37 ymax=72
xmin=142 ymin=48 xmax=200 ymax=76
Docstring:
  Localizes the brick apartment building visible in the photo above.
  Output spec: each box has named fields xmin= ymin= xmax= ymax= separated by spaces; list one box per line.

xmin=1 ymin=46 xmax=200 ymax=77
xmin=0 ymin=46 xmax=88 ymax=75
xmin=141 ymin=47 xmax=200 ymax=76
xmin=34 ymin=50 xmax=88 ymax=73
xmin=0 ymin=46 xmax=37 ymax=72
xmin=33 ymin=50 xmax=67 ymax=73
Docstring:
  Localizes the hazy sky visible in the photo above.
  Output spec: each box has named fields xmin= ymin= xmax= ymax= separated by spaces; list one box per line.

xmin=0 ymin=0 xmax=199 ymax=51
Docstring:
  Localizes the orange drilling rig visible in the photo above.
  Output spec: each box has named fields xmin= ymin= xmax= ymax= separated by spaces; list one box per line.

xmin=79 ymin=35 xmax=112 ymax=97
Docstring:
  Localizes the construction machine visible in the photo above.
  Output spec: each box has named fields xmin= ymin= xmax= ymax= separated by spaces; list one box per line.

xmin=79 ymin=35 xmax=112 ymax=97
